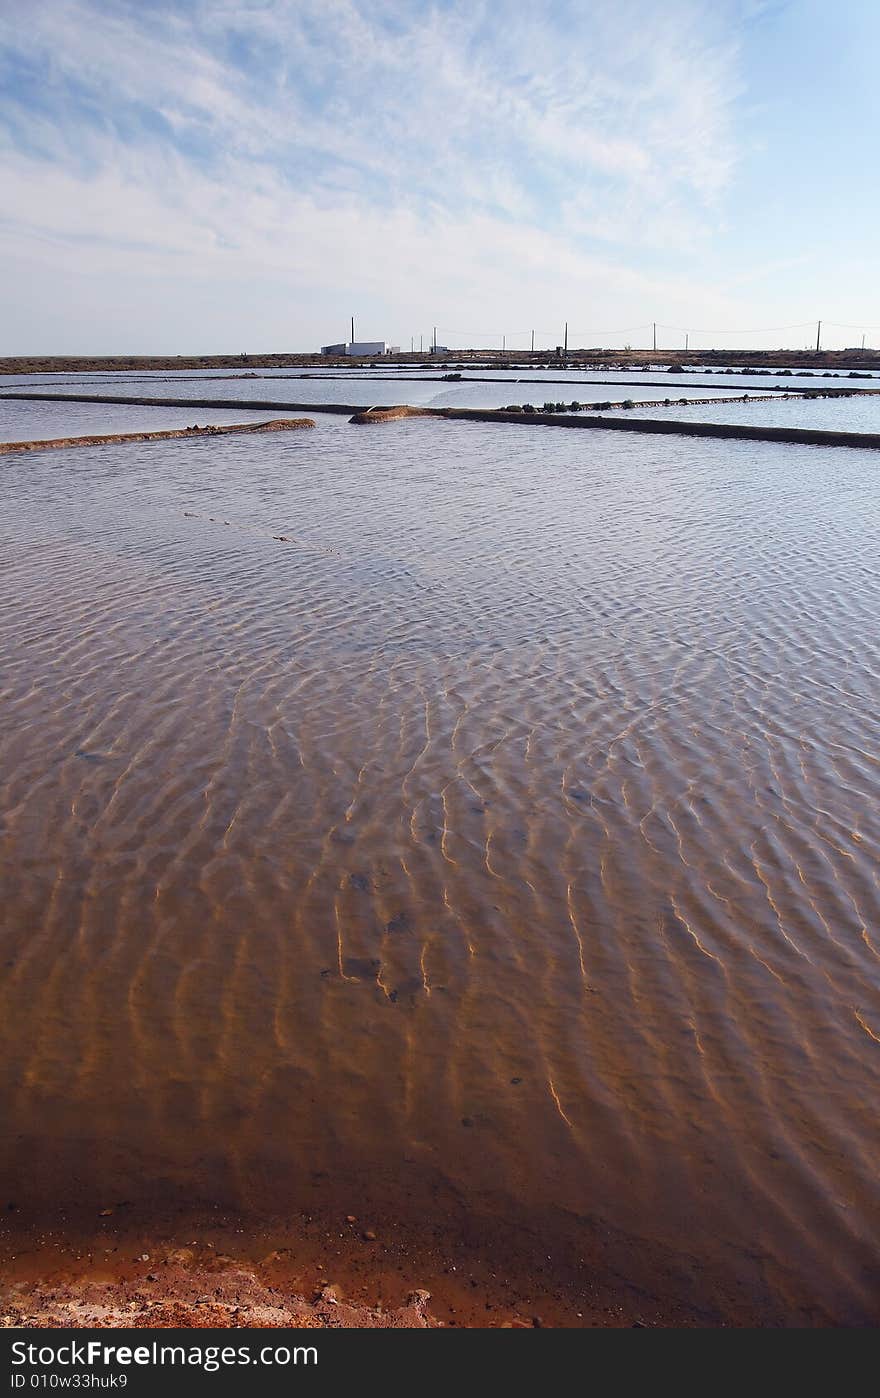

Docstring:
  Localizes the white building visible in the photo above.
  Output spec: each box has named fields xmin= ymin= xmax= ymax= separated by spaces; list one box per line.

xmin=320 ymin=341 xmax=397 ymax=357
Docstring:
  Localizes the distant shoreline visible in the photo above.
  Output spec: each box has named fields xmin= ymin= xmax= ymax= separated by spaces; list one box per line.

xmin=1 ymin=349 xmax=879 ymax=376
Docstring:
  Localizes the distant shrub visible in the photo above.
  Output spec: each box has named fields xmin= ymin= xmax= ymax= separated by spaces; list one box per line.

xmin=569 ymin=400 xmax=581 ymax=411
xmin=543 ymin=401 xmax=556 ymax=413
xmin=503 ymin=404 xmax=523 ymax=412
xmin=597 ymin=400 xmax=612 ymax=410
xmin=667 ymin=363 xmax=680 ymax=372
xmin=522 ymin=403 xmax=536 ymax=413
xmin=555 ymin=402 xmax=566 ymax=412
xmin=623 ymin=398 xmax=635 ymax=409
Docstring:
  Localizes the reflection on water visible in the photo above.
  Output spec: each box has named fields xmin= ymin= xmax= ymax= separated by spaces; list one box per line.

xmin=0 ymin=409 xmax=878 ymax=1324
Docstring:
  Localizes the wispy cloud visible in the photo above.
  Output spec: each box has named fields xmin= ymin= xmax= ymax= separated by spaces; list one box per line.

xmin=0 ymin=0 xmax=756 ymax=350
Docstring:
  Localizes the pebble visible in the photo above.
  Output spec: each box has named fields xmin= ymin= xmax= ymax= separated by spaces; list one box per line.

xmin=362 ymin=1230 xmax=377 ymax=1242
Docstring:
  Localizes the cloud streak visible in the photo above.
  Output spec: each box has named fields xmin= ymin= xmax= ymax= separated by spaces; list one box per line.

xmin=0 ymin=0 xmax=786 ymax=351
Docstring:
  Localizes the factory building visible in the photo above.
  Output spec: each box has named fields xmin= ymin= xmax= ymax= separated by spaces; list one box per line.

xmin=320 ymin=341 xmax=399 ymax=357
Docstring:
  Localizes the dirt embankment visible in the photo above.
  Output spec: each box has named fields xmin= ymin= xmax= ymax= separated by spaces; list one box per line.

xmin=349 ymin=406 xmax=430 ymax=424
xmin=0 ymin=419 xmax=315 ymax=456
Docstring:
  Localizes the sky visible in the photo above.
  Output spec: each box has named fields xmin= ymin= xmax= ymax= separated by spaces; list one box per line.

xmin=1 ymin=0 xmax=878 ymax=354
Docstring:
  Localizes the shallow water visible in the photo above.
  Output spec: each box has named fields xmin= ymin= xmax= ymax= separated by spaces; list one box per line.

xmin=1 ymin=403 xmax=878 ymax=1323
xmin=0 ymin=370 xmax=744 ymax=412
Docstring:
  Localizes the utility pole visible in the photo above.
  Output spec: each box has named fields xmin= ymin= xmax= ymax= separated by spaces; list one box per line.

xmin=531 ymin=329 xmax=535 ymax=353
xmin=685 ymin=333 xmax=689 ymax=353
xmin=816 ymin=320 xmax=821 ymax=352
xmin=653 ymin=322 xmax=657 ymax=352
xmin=433 ymin=326 xmax=437 ymax=354
xmin=411 ymin=337 xmax=414 ymax=353
xmin=862 ymin=334 xmax=866 ymax=350
xmin=420 ymin=335 xmax=423 ymax=353
xmin=351 ymin=316 xmax=355 ymax=346
xmin=563 ymin=321 xmax=568 ymax=362
xmin=502 ymin=335 xmax=506 ymax=352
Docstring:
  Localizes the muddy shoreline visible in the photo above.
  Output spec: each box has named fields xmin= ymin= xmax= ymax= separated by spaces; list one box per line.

xmin=0 ymin=1203 xmax=710 ymax=1330
xmin=1 ymin=1153 xmax=853 ymax=1330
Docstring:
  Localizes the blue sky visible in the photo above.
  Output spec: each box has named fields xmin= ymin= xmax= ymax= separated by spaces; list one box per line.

xmin=0 ymin=0 xmax=878 ymax=354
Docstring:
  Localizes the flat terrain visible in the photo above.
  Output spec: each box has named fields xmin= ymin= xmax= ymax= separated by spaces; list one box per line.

xmin=2 ymin=349 xmax=879 ymax=375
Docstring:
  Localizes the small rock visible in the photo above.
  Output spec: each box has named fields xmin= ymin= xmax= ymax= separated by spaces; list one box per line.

xmin=345 ymin=1215 xmax=357 ymax=1224
xmin=140 ymin=1254 xmax=150 ymax=1262
xmin=362 ymin=1230 xmax=377 ymax=1242
xmin=99 ymin=1208 xmax=114 ymax=1217
xmin=165 ymin=1247 xmax=195 ymax=1266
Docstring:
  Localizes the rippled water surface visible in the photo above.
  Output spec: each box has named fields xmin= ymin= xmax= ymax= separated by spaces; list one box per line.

xmin=1 ymin=399 xmax=879 ymax=1323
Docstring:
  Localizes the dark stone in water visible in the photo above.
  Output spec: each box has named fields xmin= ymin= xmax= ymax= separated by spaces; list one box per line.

xmin=342 ymin=956 xmax=381 ymax=980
